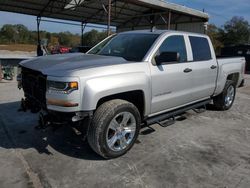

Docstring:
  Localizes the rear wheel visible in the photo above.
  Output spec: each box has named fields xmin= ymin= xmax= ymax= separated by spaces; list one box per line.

xmin=87 ymin=99 xmax=141 ymax=159
xmin=213 ymin=80 xmax=236 ymax=110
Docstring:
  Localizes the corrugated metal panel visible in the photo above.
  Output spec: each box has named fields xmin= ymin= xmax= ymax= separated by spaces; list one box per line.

xmin=176 ymin=22 xmax=206 ymax=33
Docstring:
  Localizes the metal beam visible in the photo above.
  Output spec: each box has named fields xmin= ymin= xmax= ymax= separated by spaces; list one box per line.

xmin=107 ymin=0 xmax=111 ymax=36
xmin=112 ymin=2 xmax=129 ymax=21
xmin=83 ymin=0 xmax=116 ymax=23
xmin=38 ymin=0 xmax=55 ymax=17
xmin=36 ymin=16 xmax=41 ymax=56
xmin=168 ymin=10 xmax=171 ymax=29
xmin=81 ymin=22 xmax=87 ymax=46
xmin=37 ymin=16 xmax=41 ymax=44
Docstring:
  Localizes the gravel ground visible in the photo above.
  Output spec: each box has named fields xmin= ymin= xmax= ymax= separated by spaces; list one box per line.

xmin=0 ymin=76 xmax=250 ymax=188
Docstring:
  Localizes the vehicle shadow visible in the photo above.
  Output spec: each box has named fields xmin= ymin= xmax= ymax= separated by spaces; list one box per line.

xmin=0 ymin=101 xmax=220 ymax=160
xmin=0 ymin=101 xmax=104 ymax=161
xmin=206 ymin=104 xmax=219 ymax=111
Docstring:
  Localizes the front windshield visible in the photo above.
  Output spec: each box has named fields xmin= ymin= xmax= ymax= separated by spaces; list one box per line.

xmin=88 ymin=33 xmax=159 ymax=61
xmin=87 ymin=35 xmax=115 ymax=55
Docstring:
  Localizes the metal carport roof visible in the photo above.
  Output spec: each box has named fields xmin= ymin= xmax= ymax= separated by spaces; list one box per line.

xmin=0 ymin=0 xmax=209 ymax=30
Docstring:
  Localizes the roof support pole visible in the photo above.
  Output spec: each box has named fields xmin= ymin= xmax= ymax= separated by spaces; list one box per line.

xmin=204 ymin=22 xmax=208 ymax=34
xmin=150 ymin=14 xmax=155 ymax=32
xmin=107 ymin=0 xmax=111 ymax=36
xmin=36 ymin=16 xmax=42 ymax=56
xmin=168 ymin=11 xmax=171 ymax=30
xmin=81 ymin=22 xmax=87 ymax=46
xmin=37 ymin=16 xmax=41 ymax=44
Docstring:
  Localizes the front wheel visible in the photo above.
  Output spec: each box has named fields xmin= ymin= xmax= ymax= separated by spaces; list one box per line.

xmin=213 ymin=80 xmax=236 ymax=110
xmin=88 ymin=99 xmax=141 ymax=159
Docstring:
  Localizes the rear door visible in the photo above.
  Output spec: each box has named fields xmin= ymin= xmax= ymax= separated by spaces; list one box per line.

xmin=187 ymin=35 xmax=218 ymax=101
xmin=150 ymin=34 xmax=194 ymax=114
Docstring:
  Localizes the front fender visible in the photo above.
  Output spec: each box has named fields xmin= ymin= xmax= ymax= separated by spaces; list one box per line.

xmin=82 ymin=73 xmax=151 ymax=115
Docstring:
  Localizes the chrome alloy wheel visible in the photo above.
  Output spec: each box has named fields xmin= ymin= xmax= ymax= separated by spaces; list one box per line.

xmin=225 ymin=85 xmax=235 ymax=107
xmin=106 ymin=112 xmax=136 ymax=152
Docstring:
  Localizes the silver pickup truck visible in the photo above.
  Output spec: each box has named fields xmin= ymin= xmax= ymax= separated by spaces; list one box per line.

xmin=19 ymin=30 xmax=245 ymax=158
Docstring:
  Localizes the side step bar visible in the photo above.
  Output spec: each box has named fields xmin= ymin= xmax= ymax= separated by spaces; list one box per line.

xmin=145 ymin=99 xmax=211 ymax=126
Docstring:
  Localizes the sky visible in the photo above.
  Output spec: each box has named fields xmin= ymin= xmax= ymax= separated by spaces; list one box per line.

xmin=167 ymin=0 xmax=250 ymax=25
xmin=0 ymin=0 xmax=249 ymax=34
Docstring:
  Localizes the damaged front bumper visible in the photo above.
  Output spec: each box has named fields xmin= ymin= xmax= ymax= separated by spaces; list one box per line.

xmin=20 ymin=97 xmax=93 ymax=125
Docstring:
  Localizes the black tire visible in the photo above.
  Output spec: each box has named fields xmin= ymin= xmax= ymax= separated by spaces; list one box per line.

xmin=87 ymin=99 xmax=141 ymax=159
xmin=213 ymin=80 xmax=236 ymax=110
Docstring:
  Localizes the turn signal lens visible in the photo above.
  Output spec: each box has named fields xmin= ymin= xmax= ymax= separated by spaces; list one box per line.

xmin=69 ymin=82 xmax=78 ymax=89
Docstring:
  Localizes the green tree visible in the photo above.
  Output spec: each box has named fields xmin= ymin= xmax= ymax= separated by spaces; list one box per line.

xmin=82 ymin=30 xmax=107 ymax=46
xmin=207 ymin=24 xmax=224 ymax=55
xmin=220 ymin=16 xmax=250 ymax=46
xmin=0 ymin=24 xmax=16 ymax=43
xmin=15 ymin=24 xmax=30 ymax=43
xmin=58 ymin=31 xmax=72 ymax=46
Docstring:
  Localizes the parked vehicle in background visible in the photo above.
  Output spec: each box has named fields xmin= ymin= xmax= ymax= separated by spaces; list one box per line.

xmin=19 ymin=30 xmax=245 ymax=159
xmin=51 ymin=46 xmax=70 ymax=54
xmin=69 ymin=46 xmax=92 ymax=53
xmin=221 ymin=44 xmax=250 ymax=72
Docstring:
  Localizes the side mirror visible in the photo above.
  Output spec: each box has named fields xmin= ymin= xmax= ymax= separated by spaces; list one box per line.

xmin=155 ymin=51 xmax=180 ymax=65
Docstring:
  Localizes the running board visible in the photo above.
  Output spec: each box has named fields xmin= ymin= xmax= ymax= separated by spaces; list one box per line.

xmin=157 ymin=117 xmax=175 ymax=127
xmin=146 ymin=99 xmax=211 ymax=126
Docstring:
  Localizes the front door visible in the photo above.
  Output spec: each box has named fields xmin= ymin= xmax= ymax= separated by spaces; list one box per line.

xmin=150 ymin=34 xmax=194 ymax=115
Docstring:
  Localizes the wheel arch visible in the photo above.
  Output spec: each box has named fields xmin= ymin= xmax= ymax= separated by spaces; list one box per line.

xmin=214 ymin=71 xmax=241 ymax=96
xmin=96 ymin=90 xmax=146 ymax=119
xmin=227 ymin=72 xmax=239 ymax=85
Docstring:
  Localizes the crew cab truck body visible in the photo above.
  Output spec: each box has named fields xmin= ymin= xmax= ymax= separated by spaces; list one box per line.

xmin=19 ymin=30 xmax=245 ymax=158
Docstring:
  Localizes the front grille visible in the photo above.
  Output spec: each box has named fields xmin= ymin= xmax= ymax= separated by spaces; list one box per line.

xmin=21 ymin=67 xmax=47 ymax=108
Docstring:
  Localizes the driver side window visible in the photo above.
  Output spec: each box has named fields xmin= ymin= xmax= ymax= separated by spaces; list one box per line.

xmin=158 ymin=35 xmax=187 ymax=63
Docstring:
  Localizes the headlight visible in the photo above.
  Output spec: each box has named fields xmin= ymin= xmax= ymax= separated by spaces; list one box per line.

xmin=47 ymin=81 xmax=78 ymax=94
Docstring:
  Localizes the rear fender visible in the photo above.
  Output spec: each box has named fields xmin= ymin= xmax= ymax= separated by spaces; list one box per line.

xmin=214 ymin=63 xmax=242 ymax=96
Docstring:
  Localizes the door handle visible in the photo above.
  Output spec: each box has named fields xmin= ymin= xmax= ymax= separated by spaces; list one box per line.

xmin=183 ymin=68 xmax=192 ymax=73
xmin=210 ymin=65 xmax=217 ymax=69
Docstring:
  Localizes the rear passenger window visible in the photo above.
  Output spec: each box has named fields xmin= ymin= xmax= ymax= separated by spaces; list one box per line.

xmin=159 ymin=35 xmax=187 ymax=62
xmin=189 ymin=36 xmax=212 ymax=61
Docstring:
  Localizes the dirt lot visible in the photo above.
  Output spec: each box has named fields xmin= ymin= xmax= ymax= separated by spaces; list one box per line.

xmin=0 ymin=76 xmax=250 ymax=188
xmin=0 ymin=44 xmax=36 ymax=52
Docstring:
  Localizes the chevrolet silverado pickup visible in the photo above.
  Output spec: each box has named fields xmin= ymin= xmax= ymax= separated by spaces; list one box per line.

xmin=19 ymin=30 xmax=245 ymax=158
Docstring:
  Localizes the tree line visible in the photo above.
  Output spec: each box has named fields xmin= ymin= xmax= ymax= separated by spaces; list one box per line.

xmin=0 ymin=24 xmax=107 ymax=47
xmin=0 ymin=16 xmax=249 ymax=52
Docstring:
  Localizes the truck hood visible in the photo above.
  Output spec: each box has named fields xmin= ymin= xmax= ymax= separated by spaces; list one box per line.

xmin=20 ymin=53 xmax=128 ymax=75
